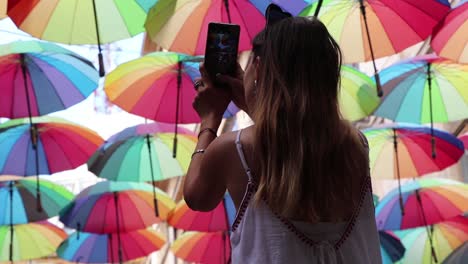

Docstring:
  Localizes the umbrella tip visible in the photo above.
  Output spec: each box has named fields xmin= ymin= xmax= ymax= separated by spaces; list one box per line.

xmin=98 ymin=53 xmax=105 ymax=77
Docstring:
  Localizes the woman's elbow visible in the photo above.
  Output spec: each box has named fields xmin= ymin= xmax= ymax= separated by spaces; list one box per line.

xmin=183 ymin=187 xmax=214 ymax=212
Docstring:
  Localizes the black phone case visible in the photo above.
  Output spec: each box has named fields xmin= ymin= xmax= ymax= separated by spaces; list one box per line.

xmin=204 ymin=22 xmax=240 ymax=78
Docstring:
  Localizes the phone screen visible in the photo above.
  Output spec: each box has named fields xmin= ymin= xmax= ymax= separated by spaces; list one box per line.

xmin=204 ymin=23 xmax=240 ymax=78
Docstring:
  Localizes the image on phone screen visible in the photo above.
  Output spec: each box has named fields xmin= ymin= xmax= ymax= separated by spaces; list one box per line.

xmin=205 ymin=23 xmax=240 ymax=77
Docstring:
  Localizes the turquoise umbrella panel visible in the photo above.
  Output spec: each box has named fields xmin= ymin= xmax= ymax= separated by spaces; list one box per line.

xmin=375 ymin=57 xmax=468 ymax=123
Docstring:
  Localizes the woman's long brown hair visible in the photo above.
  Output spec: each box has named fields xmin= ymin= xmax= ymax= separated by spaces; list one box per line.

xmin=252 ymin=17 xmax=368 ymax=221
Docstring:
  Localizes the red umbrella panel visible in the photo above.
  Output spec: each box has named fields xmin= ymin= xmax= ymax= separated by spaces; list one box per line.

xmin=431 ymin=2 xmax=468 ymax=64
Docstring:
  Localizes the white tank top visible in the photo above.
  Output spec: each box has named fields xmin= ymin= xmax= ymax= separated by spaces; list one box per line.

xmin=230 ymin=129 xmax=382 ymax=264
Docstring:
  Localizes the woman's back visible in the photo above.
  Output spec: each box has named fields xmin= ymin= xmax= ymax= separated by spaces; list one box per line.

xmin=183 ymin=15 xmax=382 ymax=264
xmin=229 ymin=129 xmax=382 ymax=264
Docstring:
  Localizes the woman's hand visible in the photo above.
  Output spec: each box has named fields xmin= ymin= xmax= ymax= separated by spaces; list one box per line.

xmin=193 ymin=63 xmax=231 ymax=129
xmin=216 ymin=63 xmax=249 ymax=115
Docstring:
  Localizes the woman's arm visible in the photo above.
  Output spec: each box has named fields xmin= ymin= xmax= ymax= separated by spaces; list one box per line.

xmin=183 ymin=64 xmax=232 ymax=211
xmin=184 ymin=127 xmax=232 ymax=211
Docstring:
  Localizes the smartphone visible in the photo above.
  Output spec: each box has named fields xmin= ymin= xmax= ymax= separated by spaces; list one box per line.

xmin=204 ymin=22 xmax=240 ymax=79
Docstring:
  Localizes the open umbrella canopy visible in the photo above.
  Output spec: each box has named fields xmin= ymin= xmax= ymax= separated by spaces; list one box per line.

xmin=0 ymin=40 xmax=99 ymax=118
xmin=375 ymin=178 xmax=468 ymax=230
xmin=57 ymin=229 xmax=166 ymax=264
xmin=60 ymin=181 xmax=175 ymax=234
xmin=431 ymin=2 xmax=468 ymax=64
xmin=0 ymin=222 xmax=67 ymax=262
xmin=105 ymin=52 xmax=202 ymax=123
xmin=171 ymin=231 xmax=231 ymax=264
xmin=145 ymin=0 xmax=265 ymax=55
xmin=0 ymin=176 xmax=73 ymax=225
xmin=394 ymin=216 xmax=468 ymax=264
xmin=168 ymin=195 xmax=231 ymax=232
xmin=339 ymin=65 xmax=379 ymax=121
xmin=7 ymin=0 xmax=156 ymax=45
xmin=379 ymin=231 xmax=405 ymax=264
xmin=300 ymin=0 xmax=450 ymax=63
xmin=88 ymin=122 xmax=197 ymax=182
xmin=373 ymin=55 xmax=468 ymax=124
xmin=363 ymin=124 xmax=464 ymax=180
xmin=105 ymin=51 xmax=237 ymax=124
xmin=0 ymin=116 xmax=103 ymax=176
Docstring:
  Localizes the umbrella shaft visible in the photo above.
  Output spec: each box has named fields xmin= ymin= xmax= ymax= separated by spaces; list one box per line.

xmin=223 ymin=0 xmax=232 ymax=23
xmin=314 ymin=0 xmax=324 ymax=17
xmin=20 ymin=54 xmax=34 ymax=122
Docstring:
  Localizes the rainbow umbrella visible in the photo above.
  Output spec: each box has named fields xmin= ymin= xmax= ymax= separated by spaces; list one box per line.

xmin=394 ymin=216 xmax=468 ymax=264
xmin=168 ymin=195 xmax=231 ymax=232
xmin=442 ymin=241 xmax=468 ymax=264
xmin=459 ymin=133 xmax=468 ymax=150
xmin=0 ymin=222 xmax=67 ymax=262
xmin=0 ymin=117 xmax=103 ymax=175
xmin=379 ymin=231 xmax=405 ymax=264
xmin=301 ymin=0 xmax=450 ymax=96
xmin=105 ymin=52 xmax=238 ymax=155
xmin=431 ymin=2 xmax=468 ymax=64
xmin=363 ymin=124 xmax=464 ymax=179
xmin=376 ymin=178 xmax=468 ymax=230
xmin=0 ymin=116 xmax=103 ymax=210
xmin=0 ymin=176 xmax=73 ymax=225
xmin=339 ymin=65 xmax=379 ymax=121
xmin=144 ymin=0 xmax=265 ymax=55
xmin=59 ymin=181 xmax=175 ymax=234
xmin=171 ymin=231 xmax=231 ymax=264
xmin=88 ymin=122 xmax=197 ymax=183
xmin=363 ymin=124 xmax=464 ymax=212
xmin=374 ymin=55 xmax=468 ymax=125
xmin=0 ymin=41 xmax=99 ymax=118
xmin=105 ymin=52 xmax=238 ymax=124
xmin=7 ymin=0 xmax=157 ymax=76
xmin=57 ymin=229 xmax=166 ymax=264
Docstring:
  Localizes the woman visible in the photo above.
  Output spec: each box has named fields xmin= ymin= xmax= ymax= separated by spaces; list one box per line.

xmin=184 ymin=16 xmax=382 ymax=264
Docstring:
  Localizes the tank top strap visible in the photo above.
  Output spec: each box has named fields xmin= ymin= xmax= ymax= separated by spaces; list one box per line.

xmin=235 ymin=129 xmax=253 ymax=183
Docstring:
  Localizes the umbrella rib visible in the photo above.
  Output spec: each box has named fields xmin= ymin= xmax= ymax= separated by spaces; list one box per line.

xmin=27 ymin=56 xmax=66 ymax=109
xmin=339 ymin=4 xmax=359 ymax=45
xmin=230 ymin=1 xmax=255 ymax=44
xmin=373 ymin=1 xmax=424 ymax=41
xmin=40 ymin=129 xmax=75 ymax=170
xmin=38 ymin=2 xmax=63 ymax=40
xmin=152 ymin=75 xmax=175 ymax=121
xmin=113 ymin=1 xmax=133 ymax=37
xmin=394 ymin=69 xmax=425 ymax=122
xmin=12 ymin=61 xmax=21 ymax=117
